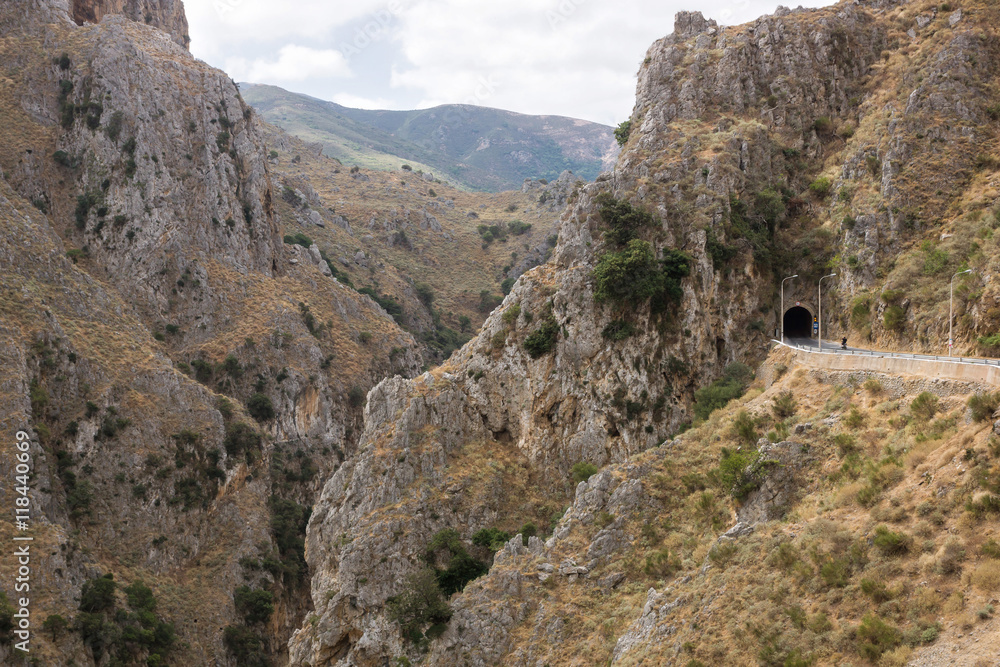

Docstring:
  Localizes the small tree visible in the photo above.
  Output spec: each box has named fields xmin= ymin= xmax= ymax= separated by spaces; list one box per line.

xmin=43 ymin=614 xmax=68 ymax=641
xmin=910 ymin=392 xmax=939 ymax=422
xmin=731 ymin=410 xmax=758 ymax=446
xmin=809 ymin=177 xmax=832 ymax=198
xmin=592 ymin=240 xmax=661 ymax=305
xmin=717 ymin=447 xmax=767 ymax=501
xmin=246 ymin=393 xmax=275 ymax=422
xmin=772 ymin=391 xmax=797 ymax=419
xmin=79 ymin=574 xmax=116 ymax=613
xmin=387 ymin=568 xmax=452 ymax=642
xmin=614 ymin=119 xmax=632 ymax=147
xmin=233 ymin=586 xmax=274 ymax=625
xmin=571 ymin=461 xmax=598 ymax=484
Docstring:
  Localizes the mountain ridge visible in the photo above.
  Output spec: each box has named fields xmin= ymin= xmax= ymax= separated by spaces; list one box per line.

xmin=240 ymin=83 xmax=620 ymax=192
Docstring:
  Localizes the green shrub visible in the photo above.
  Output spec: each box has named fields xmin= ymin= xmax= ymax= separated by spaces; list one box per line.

xmin=860 ymin=578 xmax=892 ymax=602
xmin=223 ymin=625 xmax=267 ymax=666
xmin=809 ymin=177 xmax=832 ymax=198
xmin=472 ymin=527 xmax=511 ymax=552
xmin=269 ymin=495 xmax=309 ymax=583
xmin=105 ymin=110 xmax=124 ymax=142
xmin=614 ymin=119 xmax=632 ymax=147
xmin=601 ymin=319 xmax=636 ymax=341
xmin=968 ymin=392 xmax=1000 ymax=422
xmin=813 ymin=116 xmax=833 ymax=134
xmin=124 ymin=580 xmax=156 ymax=612
xmin=283 ymin=232 xmax=312 ymax=248
xmin=692 ymin=363 xmax=753 ymax=420
xmin=921 ymin=240 xmax=950 ymax=275
xmin=426 ymin=529 xmax=488 ymax=596
xmin=387 ymin=568 xmax=452 ymax=642
xmin=571 ymin=461 xmax=598 ymax=484
xmin=507 ymin=220 xmax=531 ymax=235
xmin=595 ymin=194 xmax=654 ymax=247
xmin=979 ymin=333 xmax=1000 ymax=351
xmin=223 ymin=422 xmax=261 ymax=459
xmin=79 ymin=574 xmax=116 ymax=613
xmin=910 ymin=392 xmax=938 ymax=422
xmin=348 ymin=386 xmax=366 ymax=407
xmin=850 ymin=296 xmax=871 ymax=328
xmin=593 ymin=240 xmax=660 ymax=304
xmin=855 ymin=614 xmax=902 ymax=660
xmin=705 ymin=229 xmax=737 ymax=268
xmin=643 ymin=547 xmax=681 ymax=578
xmin=42 ymin=613 xmax=68 ymax=641
xmin=523 ymin=316 xmax=559 ymax=358
xmin=732 ymin=410 xmax=758 ymax=445
xmin=873 ymin=526 xmax=912 ymax=556
xmin=883 ymin=305 xmax=906 ymax=331
xmin=982 ymin=539 xmax=1000 ymax=559
xmin=502 ymin=303 xmax=521 ymax=326
xmin=67 ymin=480 xmax=94 ymax=518
xmin=478 ymin=290 xmax=503 ymax=313
xmin=772 ymin=391 xmax=796 ymax=419
xmin=246 ymin=393 xmax=274 ymax=422
xmin=717 ymin=447 xmax=767 ymax=501
xmin=234 ymin=586 xmax=274 ymax=625
xmin=818 ymin=555 xmax=851 ymax=588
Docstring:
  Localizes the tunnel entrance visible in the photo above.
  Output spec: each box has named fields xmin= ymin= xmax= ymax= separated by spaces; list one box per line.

xmin=783 ymin=306 xmax=813 ymax=339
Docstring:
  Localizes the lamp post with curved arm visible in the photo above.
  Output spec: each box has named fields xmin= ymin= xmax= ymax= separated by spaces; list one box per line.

xmin=780 ymin=274 xmax=798 ymax=343
xmin=950 ymin=269 xmax=973 ymax=357
xmin=818 ymin=273 xmax=836 ymax=352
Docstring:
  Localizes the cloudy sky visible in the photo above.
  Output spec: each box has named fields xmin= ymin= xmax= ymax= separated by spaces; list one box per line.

xmin=187 ymin=0 xmax=836 ymax=127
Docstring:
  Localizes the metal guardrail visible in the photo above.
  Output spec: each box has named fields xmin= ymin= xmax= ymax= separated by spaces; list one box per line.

xmin=771 ymin=340 xmax=1000 ymax=368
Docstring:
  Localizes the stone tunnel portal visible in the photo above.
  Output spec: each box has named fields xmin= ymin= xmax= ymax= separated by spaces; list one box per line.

xmin=783 ymin=306 xmax=813 ymax=339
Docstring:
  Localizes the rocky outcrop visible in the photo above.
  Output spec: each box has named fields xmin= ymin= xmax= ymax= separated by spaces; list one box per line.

xmin=71 ymin=0 xmax=189 ymax=48
xmin=285 ymin=2 xmax=961 ymax=664
xmin=0 ymin=2 xmax=423 ymax=664
xmin=633 ymin=5 xmax=885 ymax=141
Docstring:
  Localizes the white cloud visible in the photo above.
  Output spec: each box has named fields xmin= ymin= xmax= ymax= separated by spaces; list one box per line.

xmin=329 ymin=93 xmax=397 ymax=109
xmin=225 ymin=45 xmax=352 ymax=84
xmin=187 ymin=0 xmax=838 ymax=125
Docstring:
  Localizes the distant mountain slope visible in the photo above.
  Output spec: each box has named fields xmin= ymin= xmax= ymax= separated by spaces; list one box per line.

xmin=240 ymin=83 xmax=619 ymax=192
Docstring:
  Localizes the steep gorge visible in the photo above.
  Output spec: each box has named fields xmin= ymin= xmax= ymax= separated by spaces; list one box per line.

xmin=288 ymin=1 xmax=1000 ymax=665
xmin=1 ymin=0 xmax=1000 ymax=665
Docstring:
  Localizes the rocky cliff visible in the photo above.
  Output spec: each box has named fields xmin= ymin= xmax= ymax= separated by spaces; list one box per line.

xmin=288 ymin=0 xmax=1000 ymax=665
xmin=0 ymin=2 xmax=422 ymax=665
xmin=2 ymin=0 xmax=1000 ymax=664
xmin=71 ymin=0 xmax=189 ymax=48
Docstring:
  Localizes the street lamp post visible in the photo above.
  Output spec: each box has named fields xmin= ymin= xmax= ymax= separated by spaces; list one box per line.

xmin=950 ymin=269 xmax=973 ymax=357
xmin=818 ymin=273 xmax=837 ymax=352
xmin=780 ymin=274 xmax=799 ymax=343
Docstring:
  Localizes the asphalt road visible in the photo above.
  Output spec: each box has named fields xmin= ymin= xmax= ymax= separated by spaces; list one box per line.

xmin=779 ymin=338 xmax=1000 ymax=367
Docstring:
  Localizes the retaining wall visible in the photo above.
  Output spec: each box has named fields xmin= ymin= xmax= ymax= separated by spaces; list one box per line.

xmin=789 ymin=347 xmax=1000 ymax=386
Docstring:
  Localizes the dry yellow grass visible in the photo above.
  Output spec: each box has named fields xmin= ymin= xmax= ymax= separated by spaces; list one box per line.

xmin=262 ymin=124 xmax=566 ymax=333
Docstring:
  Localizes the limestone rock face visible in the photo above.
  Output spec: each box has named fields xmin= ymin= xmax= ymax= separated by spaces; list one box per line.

xmin=0 ymin=2 xmax=423 ymax=664
xmin=285 ymin=3 xmax=899 ymax=664
xmin=71 ymin=0 xmax=189 ymax=48
xmin=633 ymin=7 xmax=885 ymax=139
xmin=736 ymin=439 xmax=806 ymax=526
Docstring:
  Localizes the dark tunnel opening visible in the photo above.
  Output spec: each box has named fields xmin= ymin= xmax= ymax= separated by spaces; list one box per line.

xmin=783 ymin=306 xmax=812 ymax=339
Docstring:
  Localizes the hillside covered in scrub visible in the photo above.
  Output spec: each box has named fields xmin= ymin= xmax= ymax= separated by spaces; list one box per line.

xmin=241 ymin=83 xmax=620 ymax=193
xmin=2 ymin=0 xmax=1000 ymax=666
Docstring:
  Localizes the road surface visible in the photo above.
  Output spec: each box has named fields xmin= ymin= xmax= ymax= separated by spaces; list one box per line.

xmin=779 ymin=338 xmax=1000 ymax=368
